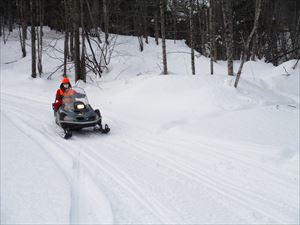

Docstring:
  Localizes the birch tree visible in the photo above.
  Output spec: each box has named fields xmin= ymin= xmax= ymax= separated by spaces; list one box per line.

xmin=209 ymin=0 xmax=215 ymax=75
xmin=234 ymin=0 xmax=262 ymax=88
xmin=17 ymin=0 xmax=27 ymax=57
xmin=80 ymin=0 xmax=86 ymax=81
xmin=73 ymin=0 xmax=81 ymax=82
xmin=160 ymin=0 xmax=168 ymax=74
xmin=30 ymin=0 xmax=36 ymax=78
xmin=63 ymin=0 xmax=70 ymax=77
xmin=189 ymin=0 xmax=195 ymax=75
xmin=221 ymin=0 xmax=233 ymax=76
xmin=36 ymin=0 xmax=44 ymax=75
xmin=103 ymin=0 xmax=109 ymax=44
xmin=171 ymin=0 xmax=178 ymax=43
xmin=154 ymin=10 xmax=159 ymax=45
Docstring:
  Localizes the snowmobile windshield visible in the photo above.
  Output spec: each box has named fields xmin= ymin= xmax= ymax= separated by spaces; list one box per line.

xmin=62 ymin=87 xmax=89 ymax=111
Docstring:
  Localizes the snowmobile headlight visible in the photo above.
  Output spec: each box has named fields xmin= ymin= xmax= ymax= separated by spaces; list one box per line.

xmin=76 ymin=104 xmax=85 ymax=110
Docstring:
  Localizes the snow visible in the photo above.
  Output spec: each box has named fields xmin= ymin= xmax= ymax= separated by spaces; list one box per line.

xmin=1 ymin=28 xmax=299 ymax=224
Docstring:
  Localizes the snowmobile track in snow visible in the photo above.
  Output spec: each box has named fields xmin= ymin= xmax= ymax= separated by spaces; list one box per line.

xmin=1 ymin=90 xmax=298 ymax=224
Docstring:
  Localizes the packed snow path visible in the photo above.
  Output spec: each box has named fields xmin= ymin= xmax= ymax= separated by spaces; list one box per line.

xmin=1 ymin=32 xmax=299 ymax=224
xmin=1 ymin=87 xmax=299 ymax=224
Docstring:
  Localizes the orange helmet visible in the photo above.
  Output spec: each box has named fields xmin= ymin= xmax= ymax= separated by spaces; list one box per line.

xmin=62 ymin=77 xmax=70 ymax=84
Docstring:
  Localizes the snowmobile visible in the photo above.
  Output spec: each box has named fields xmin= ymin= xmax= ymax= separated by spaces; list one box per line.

xmin=52 ymin=87 xmax=110 ymax=139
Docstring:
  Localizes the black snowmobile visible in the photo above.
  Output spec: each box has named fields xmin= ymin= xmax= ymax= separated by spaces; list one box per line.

xmin=52 ymin=87 xmax=110 ymax=139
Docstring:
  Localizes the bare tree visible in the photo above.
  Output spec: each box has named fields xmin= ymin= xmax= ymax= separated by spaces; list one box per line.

xmin=234 ymin=0 xmax=262 ymax=88
xmin=221 ymin=0 xmax=233 ymax=76
xmin=0 ymin=20 xmax=2 ymax=37
xmin=135 ymin=0 xmax=144 ymax=51
xmin=154 ymin=9 xmax=159 ymax=45
xmin=171 ymin=0 xmax=178 ymax=43
xmin=73 ymin=0 xmax=81 ymax=82
xmin=7 ymin=1 xmax=13 ymax=32
xmin=85 ymin=0 xmax=102 ymax=43
xmin=196 ymin=0 xmax=207 ymax=56
xmin=80 ymin=0 xmax=86 ymax=81
xmin=63 ymin=0 xmax=70 ymax=76
xmin=189 ymin=0 xmax=195 ymax=75
xmin=30 ymin=0 xmax=37 ymax=78
xmin=142 ymin=0 xmax=149 ymax=44
xmin=17 ymin=0 xmax=27 ymax=57
xmin=160 ymin=0 xmax=168 ymax=74
xmin=0 ymin=13 xmax=2 ymax=37
xmin=36 ymin=0 xmax=44 ymax=76
xmin=103 ymin=0 xmax=109 ymax=44
xmin=209 ymin=0 xmax=215 ymax=75
xmin=292 ymin=10 xmax=300 ymax=59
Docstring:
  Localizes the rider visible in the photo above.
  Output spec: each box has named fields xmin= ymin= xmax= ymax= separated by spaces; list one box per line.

xmin=53 ymin=77 xmax=74 ymax=111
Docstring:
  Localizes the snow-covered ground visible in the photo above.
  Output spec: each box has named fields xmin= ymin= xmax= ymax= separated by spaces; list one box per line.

xmin=1 ymin=28 xmax=299 ymax=224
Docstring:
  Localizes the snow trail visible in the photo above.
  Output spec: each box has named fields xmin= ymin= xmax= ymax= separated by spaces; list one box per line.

xmin=2 ymin=85 xmax=299 ymax=223
xmin=1 ymin=93 xmax=114 ymax=224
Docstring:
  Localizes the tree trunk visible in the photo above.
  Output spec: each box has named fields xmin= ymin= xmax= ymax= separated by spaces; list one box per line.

xmin=0 ymin=16 xmax=2 ymax=36
xmin=251 ymin=32 xmax=258 ymax=61
xmin=292 ymin=10 xmax=300 ymax=59
xmin=85 ymin=0 xmax=102 ymax=43
xmin=80 ymin=0 xmax=86 ymax=82
xmin=37 ymin=0 xmax=44 ymax=76
xmin=189 ymin=0 xmax=195 ymax=75
xmin=7 ymin=1 xmax=13 ymax=32
xmin=234 ymin=0 xmax=262 ymax=88
xmin=172 ymin=0 xmax=177 ymax=43
xmin=63 ymin=31 xmax=68 ymax=76
xmin=66 ymin=0 xmax=73 ymax=60
xmin=142 ymin=1 xmax=149 ymax=44
xmin=63 ymin=0 xmax=69 ymax=76
xmin=221 ymin=0 xmax=233 ymax=76
xmin=197 ymin=0 xmax=205 ymax=56
xmin=138 ymin=36 xmax=144 ymax=51
xmin=2 ymin=17 xmax=5 ymax=44
xmin=73 ymin=0 xmax=81 ymax=82
xmin=135 ymin=0 xmax=144 ymax=51
xmin=85 ymin=30 xmax=102 ymax=77
xmin=30 ymin=0 xmax=37 ymax=78
xmin=154 ymin=10 xmax=159 ymax=45
xmin=103 ymin=0 xmax=109 ymax=44
xmin=17 ymin=0 xmax=26 ymax=57
xmin=209 ymin=0 xmax=215 ymax=75
xmin=160 ymin=0 xmax=168 ymax=74
xmin=36 ymin=0 xmax=40 ymax=74
xmin=65 ymin=6 xmax=70 ymax=60
xmin=212 ymin=0 xmax=217 ymax=61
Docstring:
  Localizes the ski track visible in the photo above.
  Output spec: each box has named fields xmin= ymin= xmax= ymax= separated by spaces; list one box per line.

xmin=2 ymin=94 xmax=181 ymax=223
xmin=89 ymin=134 xmax=292 ymax=223
xmin=1 ymin=93 xmax=114 ymax=224
xmin=110 ymin=107 xmax=298 ymax=189
xmin=134 ymin=133 xmax=298 ymax=191
xmin=1 ymin=91 xmax=299 ymax=223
